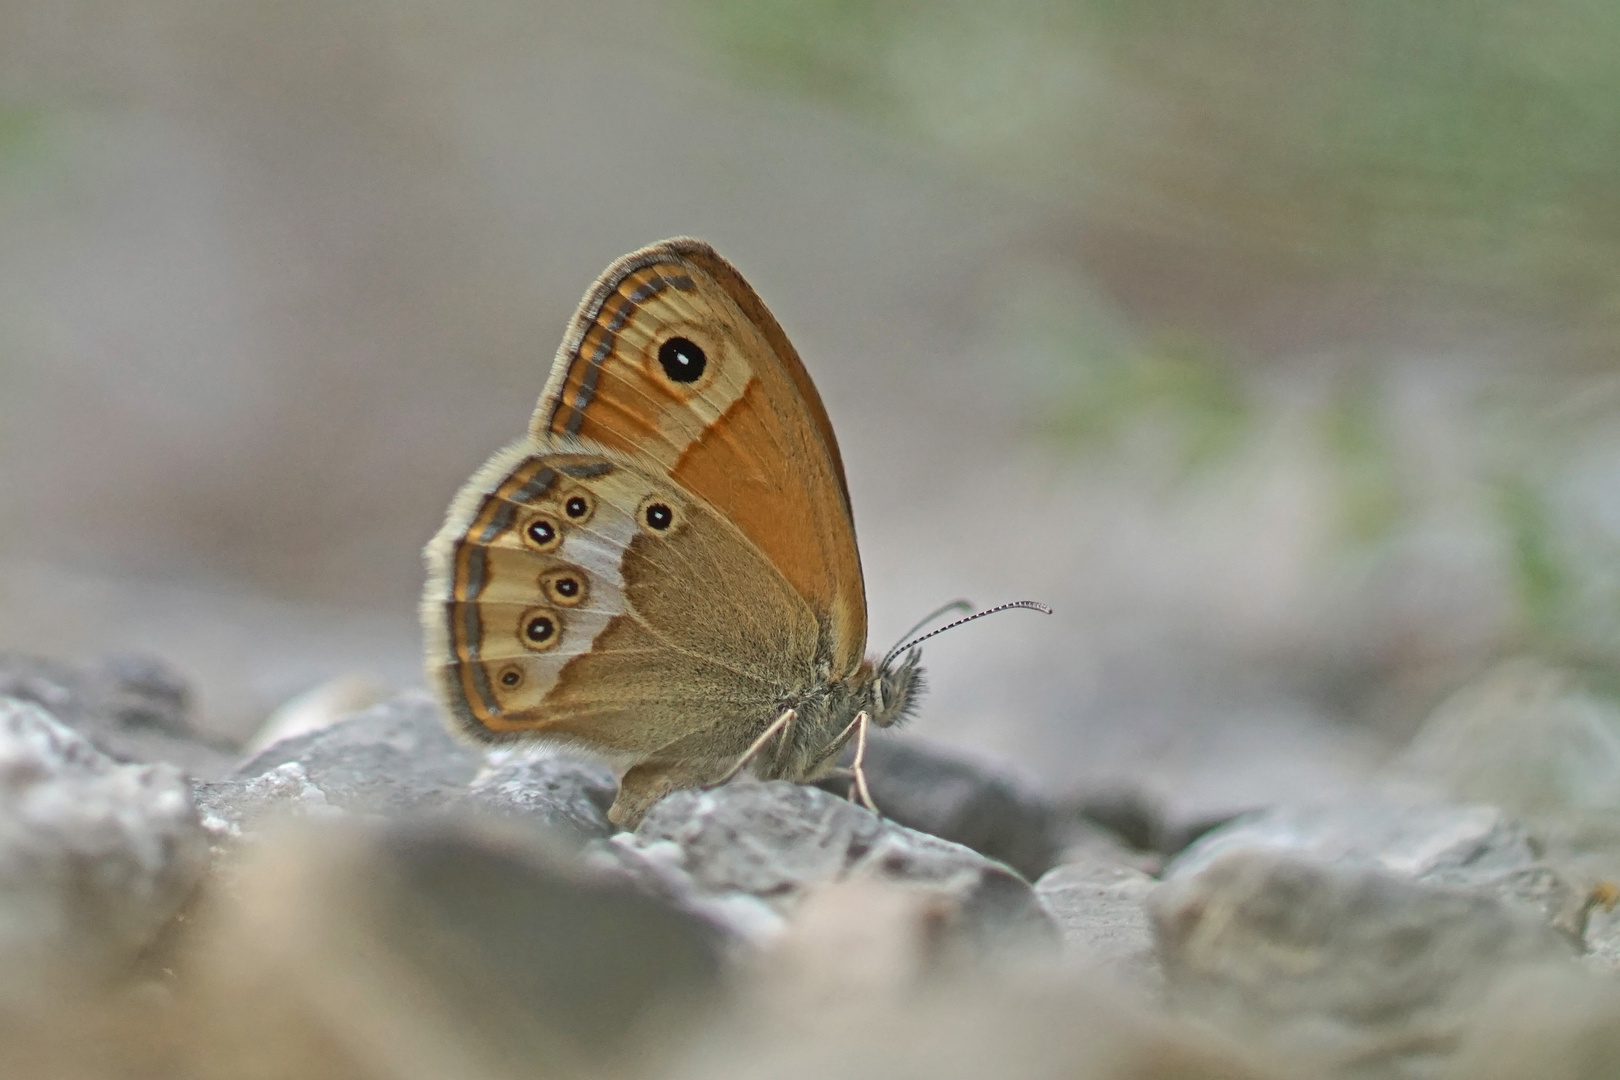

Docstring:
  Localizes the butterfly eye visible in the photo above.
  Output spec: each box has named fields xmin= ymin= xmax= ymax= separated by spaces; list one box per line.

xmin=562 ymin=491 xmax=594 ymax=522
xmin=541 ymin=569 xmax=588 ymax=607
xmin=524 ymin=515 xmax=562 ymax=552
xmin=657 ymin=336 xmax=707 ymax=384
xmin=497 ymin=666 xmax=523 ymax=689
xmin=519 ymin=608 xmax=561 ymax=651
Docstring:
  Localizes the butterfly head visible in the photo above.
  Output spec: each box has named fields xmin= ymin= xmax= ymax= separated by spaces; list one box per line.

xmin=865 ymin=647 xmax=924 ymax=729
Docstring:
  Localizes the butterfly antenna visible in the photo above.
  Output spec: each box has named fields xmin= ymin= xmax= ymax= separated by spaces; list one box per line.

xmin=881 ymin=599 xmax=973 ymax=670
xmin=880 ymin=600 xmax=1052 ymax=671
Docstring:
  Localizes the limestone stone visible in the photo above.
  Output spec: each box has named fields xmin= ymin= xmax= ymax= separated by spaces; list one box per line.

xmin=1150 ymin=849 xmax=1579 ymax=1079
xmin=0 ymin=652 xmax=234 ymax=778
xmin=196 ymin=693 xmax=481 ymax=833
xmin=189 ymin=816 xmax=724 ymax=1080
xmin=822 ymin=735 xmax=1059 ymax=879
xmin=460 ymin=745 xmax=617 ymax=844
xmin=1035 ymin=859 xmax=1162 ymax=995
xmin=628 ymin=781 xmax=1056 ymax=953
xmin=1165 ymin=799 xmax=1582 ymax=933
xmin=0 ymin=696 xmax=207 ymax=997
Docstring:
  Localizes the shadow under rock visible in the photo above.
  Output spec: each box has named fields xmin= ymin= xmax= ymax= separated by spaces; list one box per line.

xmin=0 ymin=651 xmax=239 ymax=778
xmin=183 ymin=815 xmax=726 ymax=1080
xmin=814 ymin=734 xmax=1060 ymax=880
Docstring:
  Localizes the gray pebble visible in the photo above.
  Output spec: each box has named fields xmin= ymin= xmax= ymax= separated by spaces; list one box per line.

xmin=0 ymin=652 xmax=234 ymax=778
xmin=1150 ymin=848 xmax=1579 ymax=1079
xmin=822 ymin=735 xmax=1058 ymax=879
xmin=0 ymin=695 xmax=207 ymax=998
xmin=628 ymin=781 xmax=1057 ymax=953
xmin=1035 ymin=859 xmax=1162 ymax=995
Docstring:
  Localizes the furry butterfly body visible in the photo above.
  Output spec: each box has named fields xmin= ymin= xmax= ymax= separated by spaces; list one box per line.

xmin=422 ymin=239 xmax=920 ymax=827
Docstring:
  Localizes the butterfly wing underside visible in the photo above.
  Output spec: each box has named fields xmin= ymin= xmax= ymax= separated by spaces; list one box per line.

xmin=422 ymin=239 xmax=867 ymax=775
xmin=534 ymin=238 xmax=865 ymax=669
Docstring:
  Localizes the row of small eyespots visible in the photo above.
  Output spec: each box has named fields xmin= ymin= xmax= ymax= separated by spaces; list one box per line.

xmin=521 ymin=493 xmax=680 ymax=556
xmin=522 ymin=488 xmax=597 ymax=551
xmin=497 ymin=492 xmax=684 ymax=689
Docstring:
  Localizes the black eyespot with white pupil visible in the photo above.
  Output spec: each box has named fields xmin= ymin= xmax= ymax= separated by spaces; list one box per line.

xmin=499 ymin=668 xmax=522 ymax=687
xmin=657 ymin=337 xmax=706 ymax=384
xmin=527 ymin=519 xmax=557 ymax=546
xmin=564 ymin=496 xmax=589 ymax=518
xmin=525 ymin=616 xmax=556 ymax=643
xmin=644 ymin=503 xmax=673 ymax=531
xmin=541 ymin=569 xmax=588 ymax=607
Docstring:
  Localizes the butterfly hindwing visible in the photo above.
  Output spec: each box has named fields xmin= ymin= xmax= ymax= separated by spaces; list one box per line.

xmin=423 ymin=441 xmax=819 ymax=759
xmin=424 ymin=446 xmax=630 ymax=736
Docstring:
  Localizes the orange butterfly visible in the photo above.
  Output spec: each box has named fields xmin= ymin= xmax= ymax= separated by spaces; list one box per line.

xmin=422 ymin=239 xmax=927 ymax=827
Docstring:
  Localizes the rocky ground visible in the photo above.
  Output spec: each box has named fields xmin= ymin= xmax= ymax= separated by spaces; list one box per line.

xmin=2 ymin=650 xmax=1620 ymax=1080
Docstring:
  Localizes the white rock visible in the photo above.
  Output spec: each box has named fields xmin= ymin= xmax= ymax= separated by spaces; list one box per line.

xmin=0 ymin=695 xmax=207 ymax=997
xmin=241 ymin=674 xmax=386 ymax=757
xmin=630 ymin=782 xmax=1058 ymax=953
xmin=1150 ymin=848 xmax=1578 ymax=1079
xmin=1167 ymin=800 xmax=1532 ymax=880
xmin=1163 ymin=799 xmax=1579 ymax=931
xmin=1386 ymin=657 xmax=1620 ymax=820
xmin=1035 ymin=860 xmax=1161 ymax=996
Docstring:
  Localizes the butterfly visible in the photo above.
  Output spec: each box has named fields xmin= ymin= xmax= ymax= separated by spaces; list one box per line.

xmin=420 ymin=237 xmax=946 ymax=830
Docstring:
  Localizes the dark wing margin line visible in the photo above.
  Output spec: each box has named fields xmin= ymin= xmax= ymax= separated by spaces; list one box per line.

xmin=541 ymin=253 xmax=698 ymax=437
xmin=534 ymin=240 xmax=849 ymax=521
xmin=566 ymin=274 xmax=669 ymax=435
xmin=445 ymin=457 xmax=574 ymax=721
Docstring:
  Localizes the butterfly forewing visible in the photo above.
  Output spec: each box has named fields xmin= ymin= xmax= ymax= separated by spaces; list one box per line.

xmin=531 ymin=239 xmax=867 ymax=675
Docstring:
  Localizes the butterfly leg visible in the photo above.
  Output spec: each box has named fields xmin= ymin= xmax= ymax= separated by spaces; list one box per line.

xmin=818 ymin=712 xmax=878 ymax=813
xmin=608 ymin=763 xmax=680 ymax=830
xmin=846 ymin=711 xmax=878 ymax=814
xmin=709 ymin=708 xmax=797 ymax=788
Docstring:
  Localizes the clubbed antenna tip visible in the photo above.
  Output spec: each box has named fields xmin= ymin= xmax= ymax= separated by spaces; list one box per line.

xmin=880 ymin=599 xmax=1052 ymax=671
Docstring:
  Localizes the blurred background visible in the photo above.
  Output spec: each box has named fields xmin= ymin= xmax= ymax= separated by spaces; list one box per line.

xmin=1 ymin=0 xmax=1615 ymax=820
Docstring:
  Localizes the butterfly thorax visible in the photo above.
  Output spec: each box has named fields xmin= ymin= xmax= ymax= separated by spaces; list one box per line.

xmin=756 ymin=650 xmax=924 ymax=783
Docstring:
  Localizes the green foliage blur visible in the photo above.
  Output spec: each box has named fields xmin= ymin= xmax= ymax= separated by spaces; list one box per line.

xmin=1043 ymin=338 xmax=1250 ymax=474
xmin=690 ymin=0 xmax=1620 ymax=671
xmin=693 ymin=0 xmax=1620 ymax=311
